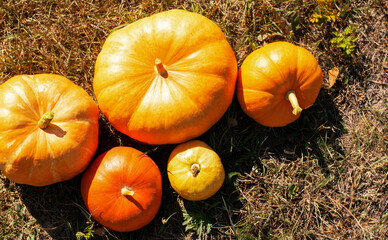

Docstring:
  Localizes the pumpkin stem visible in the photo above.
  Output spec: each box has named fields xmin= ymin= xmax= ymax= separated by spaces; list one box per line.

xmin=155 ymin=58 xmax=168 ymax=78
xmin=38 ymin=112 xmax=54 ymax=129
xmin=121 ymin=187 xmax=135 ymax=196
xmin=285 ymin=91 xmax=303 ymax=115
xmin=191 ymin=163 xmax=201 ymax=177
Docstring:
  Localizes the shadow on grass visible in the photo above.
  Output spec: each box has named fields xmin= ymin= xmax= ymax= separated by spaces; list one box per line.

xmin=17 ymin=87 xmax=345 ymax=240
xmin=196 ymin=87 xmax=347 ymax=238
xmin=18 ymin=117 xmax=186 ymax=240
xmin=203 ymin=87 xmax=347 ymax=177
xmin=18 ymin=163 xmax=187 ymax=239
xmin=262 ymin=88 xmax=347 ymax=174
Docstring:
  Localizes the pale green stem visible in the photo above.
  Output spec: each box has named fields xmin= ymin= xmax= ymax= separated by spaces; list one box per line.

xmin=121 ymin=186 xmax=135 ymax=196
xmin=38 ymin=112 xmax=54 ymax=129
xmin=285 ymin=91 xmax=303 ymax=115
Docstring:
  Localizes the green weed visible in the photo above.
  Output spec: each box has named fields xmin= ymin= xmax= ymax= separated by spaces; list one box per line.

xmin=331 ymin=25 xmax=358 ymax=56
xmin=75 ymin=217 xmax=95 ymax=240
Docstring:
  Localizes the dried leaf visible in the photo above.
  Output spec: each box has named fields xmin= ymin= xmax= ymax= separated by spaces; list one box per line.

xmin=93 ymin=227 xmax=106 ymax=237
xmin=328 ymin=67 xmax=339 ymax=88
xmin=257 ymin=32 xmax=283 ymax=43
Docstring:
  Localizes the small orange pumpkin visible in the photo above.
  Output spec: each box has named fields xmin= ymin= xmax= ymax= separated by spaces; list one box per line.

xmin=167 ymin=140 xmax=225 ymax=201
xmin=0 ymin=74 xmax=99 ymax=186
xmin=237 ymin=41 xmax=323 ymax=127
xmin=93 ymin=9 xmax=237 ymax=144
xmin=81 ymin=146 xmax=162 ymax=232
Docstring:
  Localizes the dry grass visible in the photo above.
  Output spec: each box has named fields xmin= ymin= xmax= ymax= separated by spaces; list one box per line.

xmin=0 ymin=0 xmax=387 ymax=239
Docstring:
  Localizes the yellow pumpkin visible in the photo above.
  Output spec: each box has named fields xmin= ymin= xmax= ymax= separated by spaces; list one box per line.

xmin=0 ymin=74 xmax=99 ymax=186
xmin=167 ymin=140 xmax=225 ymax=201
xmin=93 ymin=9 xmax=237 ymax=144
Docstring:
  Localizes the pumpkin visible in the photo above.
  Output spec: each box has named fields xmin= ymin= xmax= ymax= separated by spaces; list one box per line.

xmin=93 ymin=9 xmax=237 ymax=145
xmin=237 ymin=41 xmax=323 ymax=127
xmin=167 ymin=140 xmax=224 ymax=201
xmin=0 ymin=74 xmax=99 ymax=186
xmin=80 ymin=146 xmax=162 ymax=232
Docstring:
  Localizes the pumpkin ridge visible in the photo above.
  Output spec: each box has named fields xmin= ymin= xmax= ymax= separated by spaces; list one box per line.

xmin=294 ymin=46 xmax=302 ymax=90
xmin=96 ymin=67 xmax=152 ymax=97
xmin=94 ymin=53 xmax=154 ymax=94
xmin=166 ymin=72 xmax=218 ymax=107
xmin=241 ymin=88 xmax=283 ymax=105
xmin=6 ymin=80 xmax=40 ymax=119
xmin=242 ymin=66 xmax=284 ymax=95
xmin=0 ymin=110 xmax=36 ymax=123
xmin=148 ymin=11 xmax=227 ymax=65
xmin=22 ymin=75 xmax=43 ymax=116
xmin=248 ymin=94 xmax=287 ymax=119
xmin=4 ymin=128 xmax=37 ymax=174
xmin=96 ymin=76 xmax=151 ymax=128
xmin=165 ymin=36 xmax=229 ymax=66
xmin=34 ymin=75 xmax=71 ymax=114
xmin=261 ymin=50 xmax=290 ymax=93
xmin=45 ymin=136 xmax=61 ymax=182
xmin=127 ymin=77 xmax=202 ymax=130
xmin=95 ymin=73 xmax=151 ymax=101
xmin=295 ymin=47 xmax=321 ymax=87
xmin=45 ymin=89 xmax=66 ymax=115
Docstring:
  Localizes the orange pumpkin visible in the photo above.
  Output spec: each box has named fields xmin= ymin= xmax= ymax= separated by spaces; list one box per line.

xmin=237 ymin=41 xmax=323 ymax=127
xmin=81 ymin=146 xmax=162 ymax=232
xmin=167 ymin=140 xmax=225 ymax=201
xmin=93 ymin=9 xmax=237 ymax=144
xmin=0 ymin=74 xmax=99 ymax=186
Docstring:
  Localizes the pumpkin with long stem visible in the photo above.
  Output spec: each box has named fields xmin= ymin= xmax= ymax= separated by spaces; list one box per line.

xmin=167 ymin=140 xmax=225 ymax=201
xmin=81 ymin=147 xmax=162 ymax=232
xmin=93 ymin=9 xmax=237 ymax=144
xmin=237 ymin=41 xmax=323 ymax=127
xmin=0 ymin=74 xmax=99 ymax=186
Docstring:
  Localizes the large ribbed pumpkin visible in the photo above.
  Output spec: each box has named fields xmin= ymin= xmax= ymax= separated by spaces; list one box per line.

xmin=0 ymin=74 xmax=99 ymax=186
xmin=237 ymin=42 xmax=323 ymax=127
xmin=93 ymin=9 xmax=237 ymax=144
xmin=81 ymin=147 xmax=162 ymax=232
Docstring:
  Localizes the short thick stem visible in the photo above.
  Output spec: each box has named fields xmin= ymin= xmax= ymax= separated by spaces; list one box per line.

xmin=38 ymin=112 xmax=54 ymax=129
xmin=121 ymin=187 xmax=135 ymax=196
xmin=155 ymin=58 xmax=168 ymax=78
xmin=191 ymin=163 xmax=201 ymax=177
xmin=285 ymin=91 xmax=303 ymax=115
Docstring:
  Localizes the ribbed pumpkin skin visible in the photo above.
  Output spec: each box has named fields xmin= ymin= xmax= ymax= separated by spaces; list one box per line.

xmin=93 ymin=9 xmax=237 ymax=144
xmin=237 ymin=41 xmax=323 ymax=127
xmin=81 ymin=147 xmax=162 ymax=232
xmin=167 ymin=140 xmax=225 ymax=201
xmin=0 ymin=74 xmax=99 ymax=186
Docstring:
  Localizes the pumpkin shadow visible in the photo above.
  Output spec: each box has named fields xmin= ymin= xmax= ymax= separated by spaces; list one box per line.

xmin=18 ymin=176 xmax=86 ymax=239
xmin=17 ymin=115 xmax=185 ymax=239
xmin=201 ymin=87 xmax=346 ymax=178
xmin=261 ymin=89 xmax=346 ymax=174
xmin=124 ymin=195 xmax=145 ymax=212
xmin=43 ymin=123 xmax=67 ymax=138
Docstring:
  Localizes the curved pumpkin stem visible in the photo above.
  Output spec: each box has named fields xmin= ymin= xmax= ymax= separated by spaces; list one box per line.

xmin=155 ymin=58 xmax=168 ymax=78
xmin=286 ymin=91 xmax=303 ymax=115
xmin=38 ymin=112 xmax=54 ymax=129
xmin=191 ymin=163 xmax=201 ymax=177
xmin=121 ymin=186 xmax=135 ymax=196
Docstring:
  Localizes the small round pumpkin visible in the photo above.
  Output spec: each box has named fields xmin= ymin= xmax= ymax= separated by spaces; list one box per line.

xmin=81 ymin=146 xmax=162 ymax=232
xmin=167 ymin=140 xmax=225 ymax=201
xmin=0 ymin=74 xmax=99 ymax=186
xmin=237 ymin=41 xmax=323 ymax=127
xmin=93 ymin=9 xmax=237 ymax=144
